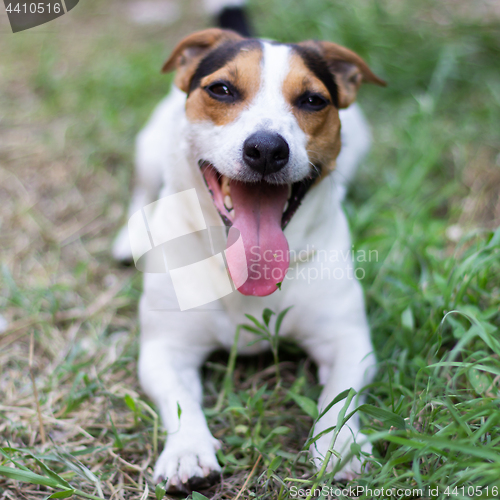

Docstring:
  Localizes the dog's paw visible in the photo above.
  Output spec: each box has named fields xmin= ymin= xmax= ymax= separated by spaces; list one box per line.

xmin=330 ymin=457 xmax=364 ymax=481
xmin=154 ymin=434 xmax=221 ymax=492
xmin=111 ymin=226 xmax=134 ymax=265
xmin=311 ymin=429 xmax=370 ymax=480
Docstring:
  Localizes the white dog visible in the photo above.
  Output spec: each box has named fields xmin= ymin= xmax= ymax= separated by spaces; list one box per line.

xmin=113 ymin=5 xmax=385 ymax=491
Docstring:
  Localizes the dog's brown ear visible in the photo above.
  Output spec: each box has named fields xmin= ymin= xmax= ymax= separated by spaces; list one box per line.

xmin=299 ymin=41 xmax=386 ymax=108
xmin=162 ymin=28 xmax=243 ymax=93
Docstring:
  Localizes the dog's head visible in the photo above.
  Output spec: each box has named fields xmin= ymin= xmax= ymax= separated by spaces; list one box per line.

xmin=163 ymin=29 xmax=385 ymax=296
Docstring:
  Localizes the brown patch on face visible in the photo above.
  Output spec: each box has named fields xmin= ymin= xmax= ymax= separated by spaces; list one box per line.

xmin=283 ymin=52 xmax=342 ymax=182
xmin=162 ymin=29 xmax=243 ymax=93
xmin=298 ymin=40 xmax=386 ymax=109
xmin=186 ymin=45 xmax=263 ymax=126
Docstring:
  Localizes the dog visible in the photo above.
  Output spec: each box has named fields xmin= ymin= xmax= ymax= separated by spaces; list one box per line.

xmin=112 ymin=1 xmax=385 ymax=492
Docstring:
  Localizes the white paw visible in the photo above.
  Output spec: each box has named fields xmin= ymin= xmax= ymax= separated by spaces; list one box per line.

xmin=154 ymin=433 xmax=221 ymax=492
xmin=311 ymin=427 xmax=370 ymax=480
xmin=112 ymin=226 xmax=133 ymax=264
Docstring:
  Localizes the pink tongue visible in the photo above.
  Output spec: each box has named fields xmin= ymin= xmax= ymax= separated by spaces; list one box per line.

xmin=226 ymin=181 xmax=289 ymax=296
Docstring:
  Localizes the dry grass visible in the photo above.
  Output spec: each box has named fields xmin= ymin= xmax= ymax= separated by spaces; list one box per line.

xmin=1 ymin=2 xmax=188 ymax=498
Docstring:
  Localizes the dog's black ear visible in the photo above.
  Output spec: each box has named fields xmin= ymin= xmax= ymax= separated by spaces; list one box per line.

xmin=299 ymin=41 xmax=386 ymax=108
xmin=162 ymin=28 xmax=243 ymax=93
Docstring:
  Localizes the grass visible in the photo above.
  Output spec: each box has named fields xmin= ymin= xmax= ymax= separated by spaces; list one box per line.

xmin=1 ymin=0 xmax=499 ymax=498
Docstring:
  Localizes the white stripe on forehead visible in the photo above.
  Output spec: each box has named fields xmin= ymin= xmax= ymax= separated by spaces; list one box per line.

xmin=260 ymin=41 xmax=291 ymax=96
xmin=243 ymin=41 xmax=292 ymax=127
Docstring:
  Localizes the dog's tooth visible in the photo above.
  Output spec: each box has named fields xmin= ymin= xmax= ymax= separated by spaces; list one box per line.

xmin=287 ymin=184 xmax=292 ymax=199
xmin=221 ymin=176 xmax=231 ymax=196
xmin=224 ymin=195 xmax=233 ymax=211
xmin=283 ymin=201 xmax=289 ymax=213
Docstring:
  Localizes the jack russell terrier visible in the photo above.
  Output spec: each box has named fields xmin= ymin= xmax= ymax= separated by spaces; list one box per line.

xmin=113 ymin=1 xmax=385 ymax=492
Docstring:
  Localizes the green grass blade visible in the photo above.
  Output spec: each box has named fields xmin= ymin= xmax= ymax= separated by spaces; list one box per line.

xmin=0 ymin=465 xmax=60 ymax=487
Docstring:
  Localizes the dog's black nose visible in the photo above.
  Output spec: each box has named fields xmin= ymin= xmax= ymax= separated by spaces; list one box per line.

xmin=242 ymin=132 xmax=289 ymax=176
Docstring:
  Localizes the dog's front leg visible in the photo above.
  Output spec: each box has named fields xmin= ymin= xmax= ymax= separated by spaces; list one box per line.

xmin=306 ymin=328 xmax=375 ymax=480
xmin=138 ymin=337 xmax=220 ymax=491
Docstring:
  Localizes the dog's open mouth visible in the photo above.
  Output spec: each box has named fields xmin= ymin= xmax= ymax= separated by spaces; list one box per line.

xmin=200 ymin=161 xmax=316 ymax=297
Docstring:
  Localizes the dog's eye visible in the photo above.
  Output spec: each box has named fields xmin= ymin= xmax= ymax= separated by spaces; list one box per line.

xmin=210 ymin=83 xmax=231 ymax=96
xmin=297 ymin=93 xmax=329 ymax=111
xmin=205 ymin=82 xmax=238 ymax=103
